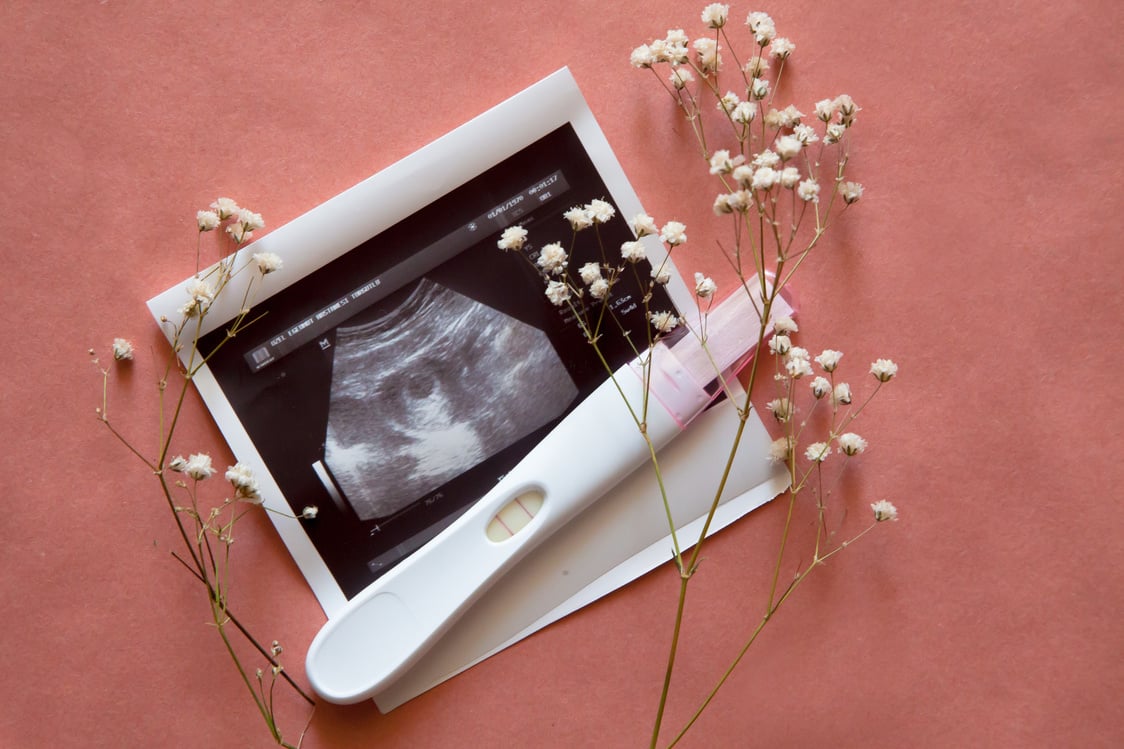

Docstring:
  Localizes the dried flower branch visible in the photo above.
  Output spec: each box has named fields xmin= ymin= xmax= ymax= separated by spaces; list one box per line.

xmin=93 ymin=199 xmax=314 ymax=747
xmin=497 ymin=7 xmax=902 ymax=746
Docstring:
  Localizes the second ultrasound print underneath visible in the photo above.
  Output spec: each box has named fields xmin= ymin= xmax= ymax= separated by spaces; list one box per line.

xmin=324 ymin=278 xmax=578 ymax=521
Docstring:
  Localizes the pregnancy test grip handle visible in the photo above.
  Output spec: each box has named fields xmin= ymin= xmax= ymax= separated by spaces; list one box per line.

xmin=306 ymin=344 xmax=709 ymax=703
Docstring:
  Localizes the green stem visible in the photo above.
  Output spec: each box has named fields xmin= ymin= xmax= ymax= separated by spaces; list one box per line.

xmin=650 ymin=575 xmax=690 ymax=749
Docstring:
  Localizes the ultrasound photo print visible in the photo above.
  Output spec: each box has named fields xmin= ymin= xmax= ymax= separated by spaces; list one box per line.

xmin=324 ymin=278 xmax=579 ymax=521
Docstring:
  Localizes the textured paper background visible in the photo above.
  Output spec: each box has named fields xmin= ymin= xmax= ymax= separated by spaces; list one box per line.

xmin=2 ymin=1 xmax=1120 ymax=746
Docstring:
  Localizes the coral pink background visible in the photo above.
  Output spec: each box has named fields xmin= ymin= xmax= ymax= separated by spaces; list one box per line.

xmin=2 ymin=1 xmax=1120 ymax=746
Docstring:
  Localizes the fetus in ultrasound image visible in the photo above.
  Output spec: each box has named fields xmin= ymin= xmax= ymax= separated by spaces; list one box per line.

xmin=324 ymin=278 xmax=578 ymax=521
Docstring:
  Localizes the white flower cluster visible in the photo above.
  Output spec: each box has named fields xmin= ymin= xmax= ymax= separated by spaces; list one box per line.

xmin=631 ymin=12 xmax=867 ymax=218
xmin=225 ymin=462 xmax=262 ymax=503
xmin=536 ymin=242 xmax=568 ymax=275
xmin=496 ymin=225 xmax=528 ymax=251
xmin=180 ymin=278 xmax=216 ymax=319
xmin=111 ymin=338 xmax=134 ymax=361
xmin=198 ymin=198 xmax=264 ymax=244
xmin=180 ymin=199 xmax=276 ymax=320
xmin=871 ymin=499 xmax=899 ymax=522
xmin=169 ymin=453 xmax=216 ymax=481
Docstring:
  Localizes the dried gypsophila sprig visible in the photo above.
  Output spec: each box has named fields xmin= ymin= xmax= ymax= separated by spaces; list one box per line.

xmin=94 ymin=200 xmax=314 ymax=748
xmin=622 ymin=9 xmax=901 ymax=747
xmin=497 ymin=199 xmax=689 ymax=354
xmin=630 ymin=11 xmax=864 ymax=304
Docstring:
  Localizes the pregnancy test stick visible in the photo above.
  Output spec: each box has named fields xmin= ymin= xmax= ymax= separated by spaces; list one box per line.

xmin=306 ymin=287 xmax=791 ymax=703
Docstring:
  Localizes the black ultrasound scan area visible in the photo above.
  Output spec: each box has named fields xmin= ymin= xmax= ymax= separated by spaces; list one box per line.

xmin=200 ymin=124 xmax=676 ymax=599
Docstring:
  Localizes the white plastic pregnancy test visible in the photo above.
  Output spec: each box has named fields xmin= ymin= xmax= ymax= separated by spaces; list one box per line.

xmin=305 ymin=288 xmax=790 ymax=704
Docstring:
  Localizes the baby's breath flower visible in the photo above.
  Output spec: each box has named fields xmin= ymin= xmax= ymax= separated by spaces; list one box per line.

xmin=701 ymin=3 xmax=729 ymax=28
xmin=810 ymin=376 xmax=831 ymax=399
xmin=768 ymin=334 xmax=791 ymax=355
xmin=871 ymin=499 xmax=898 ymax=522
xmin=834 ymin=94 xmax=860 ymax=125
xmin=270 ymin=640 xmax=283 ymax=657
xmin=694 ymin=38 xmax=721 ymax=72
xmin=870 ymin=358 xmax=898 ymax=382
xmin=713 ymin=194 xmax=734 ymax=215
xmin=838 ymin=433 xmax=868 ymax=456
xmin=708 ymin=149 xmax=744 ymax=175
xmin=236 ymin=208 xmax=265 ymax=232
xmin=814 ymin=99 xmax=836 ymax=122
xmin=773 ymin=315 xmax=798 ymax=335
xmin=725 ymin=190 xmax=750 ymax=212
xmin=182 ymin=278 xmax=215 ymax=317
xmin=732 ymin=101 xmax=757 ymax=124
xmin=545 ymin=280 xmax=571 ymax=306
xmin=782 ymin=105 xmax=805 ymax=126
xmin=196 ymin=210 xmax=220 ymax=232
xmin=587 ymin=199 xmax=616 ymax=224
xmin=732 ymin=165 xmax=754 ymax=188
xmin=766 ymin=397 xmax=792 ymax=422
xmin=793 ymin=124 xmax=819 ymax=144
xmin=188 ymin=278 xmax=215 ymax=305
xmin=768 ymin=436 xmax=793 ymax=463
xmin=769 ymin=37 xmax=795 ymax=58
xmin=665 ymin=28 xmax=689 ymax=47
xmin=779 ymin=166 xmax=801 ymax=188
xmin=589 ymin=278 xmax=611 ymax=300
xmin=824 ymin=123 xmax=847 ymax=144
xmin=745 ymin=11 xmax=776 ymax=44
xmin=564 ymin=206 xmax=594 ymax=231
xmin=774 ymin=135 xmax=803 ymax=161
xmin=184 ymin=453 xmax=216 ymax=481
xmin=765 ymin=105 xmax=804 ymax=130
xmin=649 ymin=310 xmax=681 ymax=334
xmin=750 ymin=77 xmax=769 ymax=100
xmin=752 ymin=150 xmax=780 ymax=169
xmin=833 ymin=382 xmax=852 ymax=405
xmin=669 ymin=67 xmax=695 ymax=89
xmin=631 ymin=213 xmax=658 ymax=237
xmin=744 ymin=55 xmax=769 ymax=78
xmin=168 ymin=455 xmax=188 ymax=472
xmin=301 ymin=506 xmax=319 ymax=519
xmin=579 ymin=262 xmax=602 ymax=285
xmin=785 ymin=356 xmax=813 ymax=379
xmin=797 ymin=179 xmax=821 ymax=203
xmin=787 ymin=346 xmax=810 ymax=362
xmin=252 ymin=252 xmax=282 ymax=275
xmin=656 ymin=31 xmax=687 ymax=64
xmin=841 ymin=182 xmax=864 ymax=205
xmin=630 ymin=44 xmax=657 ymax=68
xmin=226 ymin=223 xmax=252 ymax=243
xmin=660 ymin=221 xmax=688 ymax=246
xmin=225 ymin=462 xmax=261 ymax=502
xmin=112 ymin=338 xmax=134 ymax=361
xmin=621 ymin=240 xmax=647 ymax=263
xmin=716 ymin=91 xmax=741 ymax=114
xmin=751 ymin=167 xmax=779 ymax=191
xmin=815 ymin=349 xmax=843 ymax=372
xmin=210 ymin=198 xmax=238 ymax=219
xmin=694 ymin=272 xmax=717 ymax=298
xmin=225 ymin=462 xmax=255 ymax=489
xmin=804 ymin=442 xmax=831 ymax=462
xmin=497 ymin=225 xmax=528 ymax=251
xmin=651 ymin=264 xmax=672 ymax=285
xmin=536 ymin=242 xmax=568 ymax=275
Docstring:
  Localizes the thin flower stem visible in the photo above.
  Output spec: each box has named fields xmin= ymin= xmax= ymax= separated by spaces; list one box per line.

xmin=765 ymin=481 xmax=799 ymax=612
xmin=667 ymin=523 xmax=880 ymax=747
xmin=649 ymin=575 xmax=690 ymax=749
xmin=170 ymin=552 xmax=316 ymax=705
